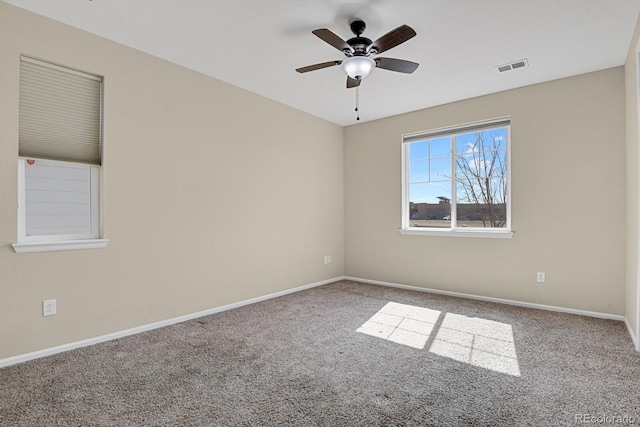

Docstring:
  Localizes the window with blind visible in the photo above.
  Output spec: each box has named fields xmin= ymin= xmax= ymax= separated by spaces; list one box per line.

xmin=401 ymin=118 xmax=513 ymax=238
xmin=13 ymin=56 xmax=108 ymax=253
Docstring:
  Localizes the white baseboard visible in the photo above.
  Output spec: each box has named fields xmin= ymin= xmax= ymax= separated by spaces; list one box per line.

xmin=624 ymin=317 xmax=639 ymax=350
xmin=3 ymin=275 xmax=634 ymax=368
xmin=0 ymin=276 xmax=344 ymax=368
xmin=345 ymin=276 xmax=626 ymax=321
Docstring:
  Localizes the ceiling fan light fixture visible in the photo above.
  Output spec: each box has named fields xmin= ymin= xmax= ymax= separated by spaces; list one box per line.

xmin=342 ymin=56 xmax=375 ymax=80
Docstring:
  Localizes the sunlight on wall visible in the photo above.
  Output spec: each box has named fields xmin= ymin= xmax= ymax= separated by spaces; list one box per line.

xmin=357 ymin=302 xmax=521 ymax=377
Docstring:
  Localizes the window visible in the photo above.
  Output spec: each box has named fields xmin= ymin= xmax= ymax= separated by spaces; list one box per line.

xmin=401 ymin=118 xmax=512 ymax=238
xmin=12 ymin=56 xmax=108 ymax=253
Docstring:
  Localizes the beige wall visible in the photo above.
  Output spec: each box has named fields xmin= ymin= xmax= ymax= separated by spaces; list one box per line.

xmin=0 ymin=2 xmax=634 ymax=362
xmin=0 ymin=3 xmax=344 ymax=359
xmin=345 ymin=68 xmax=627 ymax=315
xmin=625 ymin=14 xmax=640 ymax=343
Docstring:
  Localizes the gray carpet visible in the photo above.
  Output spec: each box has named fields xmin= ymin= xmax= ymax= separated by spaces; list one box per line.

xmin=1 ymin=280 xmax=639 ymax=426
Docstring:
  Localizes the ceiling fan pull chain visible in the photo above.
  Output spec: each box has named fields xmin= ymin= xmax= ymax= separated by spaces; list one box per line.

xmin=355 ymin=86 xmax=360 ymax=121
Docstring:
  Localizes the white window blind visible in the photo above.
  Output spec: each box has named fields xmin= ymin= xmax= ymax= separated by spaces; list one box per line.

xmin=22 ymin=159 xmax=98 ymax=239
xmin=19 ymin=56 xmax=103 ymax=165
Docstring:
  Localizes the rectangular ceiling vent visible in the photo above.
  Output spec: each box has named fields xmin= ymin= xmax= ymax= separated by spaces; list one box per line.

xmin=496 ymin=58 xmax=529 ymax=73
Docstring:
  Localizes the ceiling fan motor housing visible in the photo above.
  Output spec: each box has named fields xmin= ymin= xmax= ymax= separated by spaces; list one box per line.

xmin=346 ymin=37 xmax=373 ymax=56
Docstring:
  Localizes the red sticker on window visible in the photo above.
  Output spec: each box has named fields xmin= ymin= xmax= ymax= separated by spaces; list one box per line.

xmin=26 ymin=159 xmax=35 ymax=165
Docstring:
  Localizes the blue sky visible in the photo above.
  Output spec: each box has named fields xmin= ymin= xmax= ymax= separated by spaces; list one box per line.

xmin=408 ymin=128 xmax=507 ymax=204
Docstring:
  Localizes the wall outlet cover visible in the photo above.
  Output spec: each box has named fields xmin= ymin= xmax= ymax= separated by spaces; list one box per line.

xmin=43 ymin=299 xmax=56 ymax=316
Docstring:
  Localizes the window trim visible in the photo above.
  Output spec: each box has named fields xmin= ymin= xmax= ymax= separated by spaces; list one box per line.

xmin=400 ymin=118 xmax=513 ymax=238
xmin=399 ymin=228 xmax=514 ymax=238
xmin=12 ymin=239 xmax=109 ymax=254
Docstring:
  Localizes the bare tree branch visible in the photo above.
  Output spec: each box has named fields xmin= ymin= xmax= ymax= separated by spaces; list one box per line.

xmin=454 ymin=131 xmax=507 ymax=228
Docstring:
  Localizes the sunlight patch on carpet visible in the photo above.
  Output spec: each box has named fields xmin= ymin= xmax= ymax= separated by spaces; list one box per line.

xmin=357 ymin=302 xmax=521 ymax=376
xmin=356 ymin=302 xmax=440 ymax=349
xmin=430 ymin=312 xmax=521 ymax=376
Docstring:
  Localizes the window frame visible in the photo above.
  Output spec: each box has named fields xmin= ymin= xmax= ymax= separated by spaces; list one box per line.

xmin=12 ymin=56 xmax=108 ymax=253
xmin=400 ymin=118 xmax=513 ymax=238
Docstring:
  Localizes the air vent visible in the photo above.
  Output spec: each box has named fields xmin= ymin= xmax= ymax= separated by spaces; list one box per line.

xmin=496 ymin=58 xmax=529 ymax=73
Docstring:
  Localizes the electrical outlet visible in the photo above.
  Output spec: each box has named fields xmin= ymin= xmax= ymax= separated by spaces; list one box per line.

xmin=536 ymin=272 xmax=546 ymax=283
xmin=324 ymin=255 xmax=332 ymax=265
xmin=43 ymin=299 xmax=56 ymax=316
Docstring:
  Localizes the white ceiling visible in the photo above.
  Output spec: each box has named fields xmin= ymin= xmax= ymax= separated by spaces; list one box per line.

xmin=4 ymin=0 xmax=640 ymax=126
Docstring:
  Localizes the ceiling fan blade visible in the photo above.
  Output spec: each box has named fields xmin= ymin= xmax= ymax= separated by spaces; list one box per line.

xmin=375 ymin=57 xmax=419 ymax=74
xmin=296 ymin=60 xmax=342 ymax=73
xmin=312 ymin=29 xmax=355 ymax=54
xmin=346 ymin=76 xmax=361 ymax=89
xmin=368 ymin=25 xmax=416 ymax=54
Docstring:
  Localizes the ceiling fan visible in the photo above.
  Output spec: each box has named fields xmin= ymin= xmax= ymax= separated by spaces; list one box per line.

xmin=296 ymin=20 xmax=419 ymax=89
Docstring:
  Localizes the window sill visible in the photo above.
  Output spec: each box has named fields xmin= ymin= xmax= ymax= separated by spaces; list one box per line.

xmin=12 ymin=239 xmax=109 ymax=253
xmin=400 ymin=228 xmax=514 ymax=239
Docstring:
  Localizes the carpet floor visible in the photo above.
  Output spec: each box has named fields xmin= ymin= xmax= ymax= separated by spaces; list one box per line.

xmin=1 ymin=280 xmax=639 ymax=426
